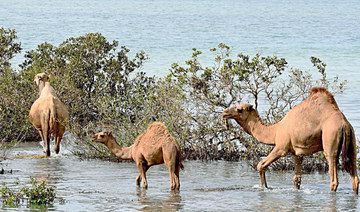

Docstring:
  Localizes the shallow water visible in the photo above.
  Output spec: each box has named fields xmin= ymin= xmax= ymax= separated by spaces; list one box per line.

xmin=1 ymin=141 xmax=359 ymax=211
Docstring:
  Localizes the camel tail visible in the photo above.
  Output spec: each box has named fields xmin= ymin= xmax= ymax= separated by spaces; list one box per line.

xmin=49 ymin=100 xmax=57 ymax=135
xmin=341 ymin=126 xmax=356 ymax=174
xmin=176 ymin=143 xmax=184 ymax=170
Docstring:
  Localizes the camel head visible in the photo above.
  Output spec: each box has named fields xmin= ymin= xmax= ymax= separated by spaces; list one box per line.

xmin=222 ymin=103 xmax=254 ymax=122
xmin=34 ymin=72 xmax=50 ymax=86
xmin=91 ymin=131 xmax=114 ymax=145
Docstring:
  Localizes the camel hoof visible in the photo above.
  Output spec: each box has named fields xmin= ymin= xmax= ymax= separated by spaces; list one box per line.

xmin=293 ymin=175 xmax=301 ymax=189
xmin=55 ymin=148 xmax=60 ymax=154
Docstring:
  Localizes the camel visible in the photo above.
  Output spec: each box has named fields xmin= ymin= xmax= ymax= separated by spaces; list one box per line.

xmin=222 ymin=87 xmax=359 ymax=194
xmin=29 ymin=73 xmax=69 ymax=156
xmin=91 ymin=122 xmax=184 ymax=190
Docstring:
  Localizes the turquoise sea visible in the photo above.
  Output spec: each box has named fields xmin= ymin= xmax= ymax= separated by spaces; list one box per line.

xmin=1 ymin=1 xmax=360 ymax=210
xmin=2 ymin=0 xmax=360 ymax=131
xmin=1 ymin=0 xmax=359 ymax=75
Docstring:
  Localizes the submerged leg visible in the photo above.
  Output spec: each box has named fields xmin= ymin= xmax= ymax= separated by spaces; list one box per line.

xmin=54 ymin=125 xmax=65 ymax=154
xmin=164 ymin=148 xmax=179 ymax=190
xmin=293 ymin=155 xmax=303 ymax=189
xmin=327 ymin=155 xmax=339 ymax=192
xmin=37 ymin=129 xmax=46 ymax=153
xmin=136 ymin=166 xmax=149 ymax=187
xmin=174 ymin=164 xmax=181 ymax=190
xmin=136 ymin=174 xmax=142 ymax=186
xmin=136 ymin=162 xmax=148 ymax=189
xmin=42 ymin=128 xmax=50 ymax=156
xmin=322 ymin=128 xmax=342 ymax=192
xmin=41 ymin=115 xmax=51 ymax=156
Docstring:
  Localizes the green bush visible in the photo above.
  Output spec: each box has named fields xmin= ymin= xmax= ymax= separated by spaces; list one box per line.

xmin=0 ymin=177 xmax=56 ymax=207
xmin=0 ymin=28 xmax=32 ymax=142
xmin=167 ymin=43 xmax=346 ymax=169
xmin=0 ymin=28 xmax=349 ymax=171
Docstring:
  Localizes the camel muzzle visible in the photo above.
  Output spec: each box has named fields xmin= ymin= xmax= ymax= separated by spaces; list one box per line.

xmin=222 ymin=118 xmax=231 ymax=130
xmin=91 ymin=135 xmax=97 ymax=141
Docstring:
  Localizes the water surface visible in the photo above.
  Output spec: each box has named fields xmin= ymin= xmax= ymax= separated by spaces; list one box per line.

xmin=1 ymin=141 xmax=359 ymax=211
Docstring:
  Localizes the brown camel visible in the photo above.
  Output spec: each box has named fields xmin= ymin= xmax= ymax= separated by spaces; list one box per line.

xmin=222 ymin=87 xmax=359 ymax=194
xmin=91 ymin=122 xmax=184 ymax=190
xmin=29 ymin=73 xmax=69 ymax=156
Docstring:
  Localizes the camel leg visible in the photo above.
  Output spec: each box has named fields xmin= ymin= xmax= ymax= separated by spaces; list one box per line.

xmin=136 ymin=162 xmax=148 ymax=189
xmin=136 ymin=166 xmax=149 ymax=186
xmin=293 ymin=155 xmax=303 ymax=189
xmin=37 ymin=129 xmax=46 ymax=153
xmin=349 ymin=163 xmax=359 ymax=194
xmin=54 ymin=125 xmax=65 ymax=154
xmin=166 ymin=163 xmax=176 ymax=190
xmin=164 ymin=148 xmax=179 ymax=190
xmin=164 ymin=159 xmax=176 ymax=190
xmin=325 ymin=154 xmax=338 ymax=192
xmin=41 ymin=118 xmax=51 ymax=156
xmin=350 ymin=167 xmax=359 ymax=195
xmin=322 ymin=128 xmax=342 ymax=192
xmin=348 ymin=138 xmax=359 ymax=194
xmin=174 ymin=164 xmax=181 ymax=190
xmin=257 ymin=147 xmax=286 ymax=188
xmin=136 ymin=174 xmax=142 ymax=186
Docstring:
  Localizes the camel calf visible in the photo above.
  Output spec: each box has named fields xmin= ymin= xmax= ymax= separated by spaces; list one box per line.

xmin=223 ymin=87 xmax=359 ymax=194
xmin=92 ymin=122 xmax=184 ymax=190
xmin=29 ymin=73 xmax=69 ymax=156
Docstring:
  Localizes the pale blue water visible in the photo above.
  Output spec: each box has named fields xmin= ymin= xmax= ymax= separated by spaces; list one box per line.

xmin=1 ymin=0 xmax=360 ymax=210
xmin=1 ymin=141 xmax=360 ymax=211
xmin=2 ymin=0 xmax=360 ymax=126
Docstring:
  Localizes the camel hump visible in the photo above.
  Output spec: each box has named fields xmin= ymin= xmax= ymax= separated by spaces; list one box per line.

xmin=309 ymin=87 xmax=337 ymax=105
xmin=146 ymin=122 xmax=168 ymax=134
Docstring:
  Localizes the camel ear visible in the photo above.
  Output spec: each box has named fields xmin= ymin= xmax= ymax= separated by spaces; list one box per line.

xmin=105 ymin=131 xmax=112 ymax=136
xmin=247 ymin=105 xmax=253 ymax=111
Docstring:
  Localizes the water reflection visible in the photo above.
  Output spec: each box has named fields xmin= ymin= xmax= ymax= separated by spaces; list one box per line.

xmin=2 ymin=142 xmax=360 ymax=211
xmin=292 ymin=191 xmax=307 ymax=211
xmin=31 ymin=157 xmax=66 ymax=186
xmin=135 ymin=188 xmax=183 ymax=211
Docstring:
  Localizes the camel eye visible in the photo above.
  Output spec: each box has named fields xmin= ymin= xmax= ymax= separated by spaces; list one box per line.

xmin=100 ymin=134 xmax=104 ymax=138
xmin=237 ymin=109 xmax=243 ymax=113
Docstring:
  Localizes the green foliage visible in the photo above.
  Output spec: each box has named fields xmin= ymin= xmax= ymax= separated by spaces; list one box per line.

xmin=0 ymin=27 xmax=21 ymax=73
xmin=0 ymin=177 xmax=56 ymax=207
xmin=21 ymin=33 xmax=154 ymax=127
xmin=0 ymin=29 xmax=349 ymax=171
xmin=0 ymin=28 xmax=32 ymax=142
xmin=1 ymin=31 xmax=155 ymax=144
xmin=168 ymin=43 xmax=346 ymax=168
xmin=22 ymin=177 xmax=56 ymax=205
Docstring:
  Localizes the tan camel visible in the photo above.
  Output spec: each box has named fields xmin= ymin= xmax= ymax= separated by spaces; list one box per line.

xmin=29 ymin=73 xmax=69 ymax=156
xmin=91 ymin=122 xmax=184 ymax=190
xmin=222 ymin=87 xmax=359 ymax=194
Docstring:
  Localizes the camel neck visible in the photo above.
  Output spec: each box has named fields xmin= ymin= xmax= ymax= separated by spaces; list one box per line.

xmin=38 ymin=81 xmax=50 ymax=96
xmin=106 ymin=138 xmax=133 ymax=160
xmin=236 ymin=111 xmax=276 ymax=145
